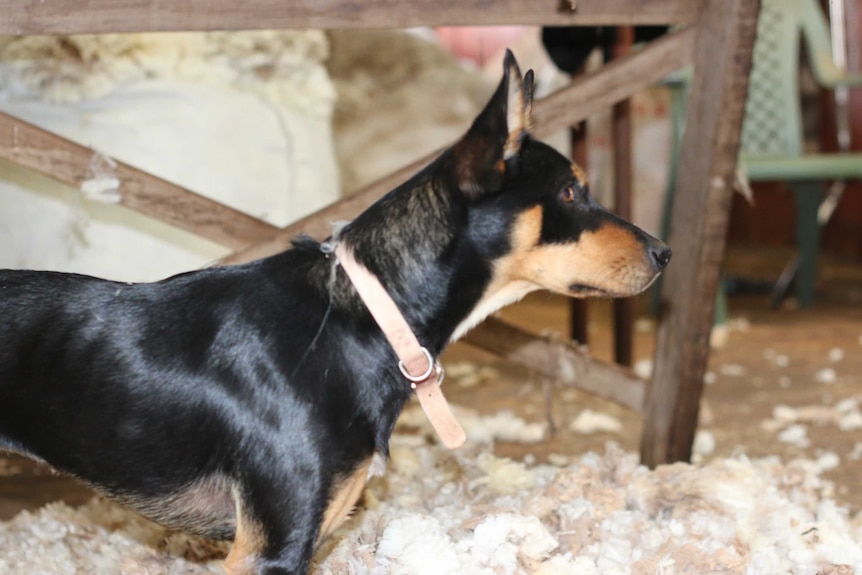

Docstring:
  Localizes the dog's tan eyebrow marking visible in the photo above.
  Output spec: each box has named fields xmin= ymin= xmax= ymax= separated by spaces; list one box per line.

xmin=571 ymin=164 xmax=589 ymax=187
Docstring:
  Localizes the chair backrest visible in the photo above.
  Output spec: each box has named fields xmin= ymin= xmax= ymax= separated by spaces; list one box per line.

xmin=740 ymin=0 xmax=836 ymax=158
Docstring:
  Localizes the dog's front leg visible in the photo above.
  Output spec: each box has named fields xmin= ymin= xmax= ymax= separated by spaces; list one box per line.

xmin=222 ymin=471 xmax=332 ymax=575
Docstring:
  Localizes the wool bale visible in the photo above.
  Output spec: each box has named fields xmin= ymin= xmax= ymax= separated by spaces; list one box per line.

xmin=0 ymin=31 xmax=339 ymax=281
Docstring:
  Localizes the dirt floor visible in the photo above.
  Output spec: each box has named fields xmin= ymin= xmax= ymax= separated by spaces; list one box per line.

xmin=444 ymin=243 xmax=862 ymax=515
xmin=1 ymin=243 xmax=861 ymax=521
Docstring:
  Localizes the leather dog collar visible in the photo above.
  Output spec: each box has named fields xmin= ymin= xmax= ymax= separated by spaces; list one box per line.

xmin=334 ymin=243 xmax=466 ymax=449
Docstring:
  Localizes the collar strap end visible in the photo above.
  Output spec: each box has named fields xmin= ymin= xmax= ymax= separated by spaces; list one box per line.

xmin=335 ymin=243 xmax=466 ymax=449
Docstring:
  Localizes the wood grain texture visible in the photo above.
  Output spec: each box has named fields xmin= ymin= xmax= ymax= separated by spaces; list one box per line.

xmin=529 ymin=27 xmax=695 ymax=140
xmin=463 ymin=318 xmax=646 ymax=412
xmin=640 ymin=0 xmax=760 ymax=467
xmin=0 ymin=0 xmax=695 ymax=35
xmin=0 ymin=112 xmax=279 ymax=250
xmin=568 ymin=126 xmax=590 ymax=346
xmin=611 ymin=27 xmax=635 ymax=368
xmin=221 ymin=27 xmax=695 ymax=265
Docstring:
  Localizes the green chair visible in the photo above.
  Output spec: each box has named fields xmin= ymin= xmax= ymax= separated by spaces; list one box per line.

xmin=657 ymin=0 xmax=862 ymax=313
xmin=739 ymin=0 xmax=862 ymax=307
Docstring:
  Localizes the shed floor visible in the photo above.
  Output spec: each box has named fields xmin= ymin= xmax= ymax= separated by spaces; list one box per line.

xmin=1 ymin=243 xmax=861 ymax=520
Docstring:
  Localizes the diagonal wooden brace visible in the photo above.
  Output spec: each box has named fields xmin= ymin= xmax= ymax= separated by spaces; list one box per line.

xmin=0 ymin=112 xmax=278 ymax=251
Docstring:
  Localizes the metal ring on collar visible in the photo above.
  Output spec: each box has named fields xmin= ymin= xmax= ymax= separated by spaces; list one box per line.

xmin=398 ymin=346 xmax=435 ymax=383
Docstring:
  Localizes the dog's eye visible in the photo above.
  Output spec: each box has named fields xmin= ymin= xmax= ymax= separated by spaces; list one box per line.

xmin=561 ymin=185 xmax=577 ymax=203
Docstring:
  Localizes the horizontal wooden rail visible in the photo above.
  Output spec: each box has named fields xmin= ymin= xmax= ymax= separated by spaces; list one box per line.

xmin=0 ymin=0 xmax=696 ymax=35
xmin=0 ymin=112 xmax=279 ymax=251
xmin=222 ymin=26 xmax=695 ymax=264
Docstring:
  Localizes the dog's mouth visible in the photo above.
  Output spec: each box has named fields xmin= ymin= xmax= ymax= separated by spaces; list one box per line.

xmin=568 ymin=270 xmax=663 ymax=299
xmin=568 ymin=283 xmax=616 ymax=298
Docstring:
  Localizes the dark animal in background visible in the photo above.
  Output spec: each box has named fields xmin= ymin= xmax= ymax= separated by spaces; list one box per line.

xmin=542 ymin=25 xmax=669 ymax=75
xmin=0 ymin=51 xmax=670 ymax=575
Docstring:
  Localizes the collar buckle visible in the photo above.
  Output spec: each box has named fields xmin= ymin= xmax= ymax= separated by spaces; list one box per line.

xmin=335 ymin=243 xmax=465 ymax=449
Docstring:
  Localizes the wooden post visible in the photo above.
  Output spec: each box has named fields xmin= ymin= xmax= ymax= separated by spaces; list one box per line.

xmin=611 ymin=26 xmax=635 ymax=367
xmin=640 ymin=0 xmax=759 ymax=467
xmin=569 ymin=124 xmax=590 ymax=345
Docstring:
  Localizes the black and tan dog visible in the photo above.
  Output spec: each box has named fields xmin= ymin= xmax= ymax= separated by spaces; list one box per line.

xmin=0 ymin=52 xmax=669 ymax=574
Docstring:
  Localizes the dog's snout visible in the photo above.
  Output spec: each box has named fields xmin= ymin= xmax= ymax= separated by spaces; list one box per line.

xmin=649 ymin=243 xmax=672 ymax=270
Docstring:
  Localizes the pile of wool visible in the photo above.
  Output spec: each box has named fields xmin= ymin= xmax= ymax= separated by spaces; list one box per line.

xmin=325 ymin=29 xmax=493 ymax=194
xmin=2 ymin=436 xmax=860 ymax=574
xmin=318 ymin=439 xmax=862 ymax=574
xmin=0 ymin=32 xmax=333 ymax=114
xmin=398 ymin=404 xmax=548 ymax=444
xmin=0 ymin=498 xmax=226 ymax=575
xmin=0 ymin=31 xmax=339 ymax=281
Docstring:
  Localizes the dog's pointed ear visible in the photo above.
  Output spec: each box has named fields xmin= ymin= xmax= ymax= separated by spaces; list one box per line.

xmin=523 ymin=68 xmax=535 ymax=133
xmin=452 ymin=50 xmax=534 ymax=198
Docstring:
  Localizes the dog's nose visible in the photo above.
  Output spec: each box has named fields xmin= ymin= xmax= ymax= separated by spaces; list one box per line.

xmin=650 ymin=243 xmax=672 ymax=270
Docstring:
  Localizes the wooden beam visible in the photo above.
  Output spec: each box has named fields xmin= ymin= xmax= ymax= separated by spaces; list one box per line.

xmin=0 ymin=0 xmax=696 ymax=35
xmin=640 ymin=0 xmax=759 ymax=467
xmin=222 ymin=27 xmax=695 ymax=265
xmin=463 ymin=318 xmax=646 ymax=412
xmin=530 ymin=27 xmax=695 ymax=141
xmin=611 ymin=26 xmax=635 ymax=367
xmin=220 ymin=166 xmax=414 ymax=265
xmin=0 ymin=112 xmax=279 ymax=251
xmin=568 ymin=126 xmax=590 ymax=346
